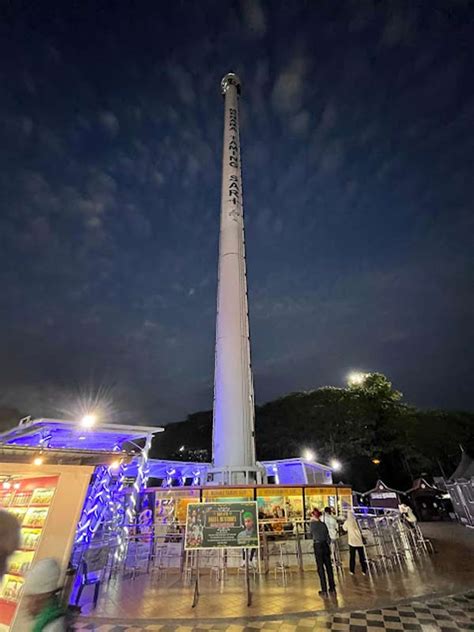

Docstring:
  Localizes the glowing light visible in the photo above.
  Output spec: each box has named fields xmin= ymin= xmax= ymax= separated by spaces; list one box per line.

xmin=330 ymin=458 xmax=342 ymax=471
xmin=2 ymin=481 xmax=11 ymax=490
xmin=347 ymin=371 xmax=368 ymax=386
xmin=33 ymin=457 xmax=44 ymax=466
xmin=179 ymin=445 xmax=185 ymax=452
xmin=119 ymin=433 xmax=152 ymax=561
xmin=81 ymin=414 xmax=97 ymax=428
xmin=110 ymin=459 xmax=120 ymax=470
xmin=372 ymin=458 xmax=381 ymax=465
xmin=13 ymin=482 xmax=20 ymax=490
xmin=303 ymin=449 xmax=316 ymax=462
xmin=76 ymin=464 xmax=113 ymax=545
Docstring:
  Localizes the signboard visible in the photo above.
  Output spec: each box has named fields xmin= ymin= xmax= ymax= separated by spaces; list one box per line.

xmin=371 ymin=492 xmax=397 ymax=500
xmin=184 ymin=502 xmax=259 ymax=550
xmin=135 ymin=491 xmax=154 ymax=542
xmin=202 ymin=488 xmax=253 ymax=502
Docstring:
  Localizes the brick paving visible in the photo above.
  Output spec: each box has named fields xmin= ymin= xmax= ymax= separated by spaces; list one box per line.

xmin=74 ymin=591 xmax=474 ymax=631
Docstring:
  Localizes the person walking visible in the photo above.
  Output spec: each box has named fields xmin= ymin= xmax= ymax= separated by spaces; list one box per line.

xmin=310 ymin=509 xmax=336 ymax=597
xmin=23 ymin=558 xmax=67 ymax=631
xmin=343 ymin=511 xmax=367 ymax=575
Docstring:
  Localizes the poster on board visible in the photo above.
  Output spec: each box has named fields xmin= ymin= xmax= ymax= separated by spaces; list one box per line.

xmin=184 ymin=502 xmax=259 ymax=550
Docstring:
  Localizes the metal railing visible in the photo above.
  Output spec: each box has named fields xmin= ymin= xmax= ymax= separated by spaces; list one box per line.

xmin=68 ymin=510 xmax=434 ymax=608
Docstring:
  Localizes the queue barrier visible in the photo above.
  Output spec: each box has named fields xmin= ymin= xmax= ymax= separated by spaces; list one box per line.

xmin=68 ymin=510 xmax=434 ymax=610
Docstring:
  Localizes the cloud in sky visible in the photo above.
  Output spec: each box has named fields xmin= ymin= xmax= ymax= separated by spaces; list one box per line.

xmin=272 ymin=56 xmax=309 ymax=114
xmin=99 ymin=111 xmax=120 ymax=136
xmin=0 ymin=1 xmax=473 ymax=423
xmin=241 ymin=0 xmax=267 ymax=37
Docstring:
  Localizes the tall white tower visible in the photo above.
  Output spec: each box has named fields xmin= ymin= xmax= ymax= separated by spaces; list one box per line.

xmin=209 ymin=73 xmax=262 ymax=485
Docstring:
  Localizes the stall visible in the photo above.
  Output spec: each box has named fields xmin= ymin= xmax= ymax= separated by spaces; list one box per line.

xmin=446 ymin=451 xmax=474 ymax=527
xmin=405 ymin=478 xmax=447 ymax=521
xmin=365 ymin=480 xmax=407 ymax=511
xmin=0 ymin=418 xmax=161 ymax=631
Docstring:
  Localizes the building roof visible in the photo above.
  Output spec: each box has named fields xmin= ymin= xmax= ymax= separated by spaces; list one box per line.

xmin=405 ymin=478 xmax=442 ymax=494
xmin=0 ymin=443 xmax=129 ymax=466
xmin=0 ymin=418 xmax=162 ymax=453
xmin=124 ymin=457 xmax=334 ymax=480
xmin=365 ymin=479 xmax=406 ymax=496
xmin=262 ymin=458 xmax=332 ymax=471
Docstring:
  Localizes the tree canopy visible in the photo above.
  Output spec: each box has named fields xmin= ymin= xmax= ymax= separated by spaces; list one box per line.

xmin=151 ymin=372 xmax=474 ymax=491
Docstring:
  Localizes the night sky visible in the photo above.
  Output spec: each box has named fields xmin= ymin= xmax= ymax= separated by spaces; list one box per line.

xmin=1 ymin=1 xmax=473 ymax=425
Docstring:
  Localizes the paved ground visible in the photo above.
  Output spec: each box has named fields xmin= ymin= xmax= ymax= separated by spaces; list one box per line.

xmin=74 ymin=591 xmax=474 ymax=630
xmin=74 ymin=523 xmax=474 ymax=630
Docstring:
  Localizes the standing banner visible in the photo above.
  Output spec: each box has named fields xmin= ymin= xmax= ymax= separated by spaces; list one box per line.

xmin=184 ymin=501 xmax=259 ymax=550
xmin=136 ymin=491 xmax=155 ymax=542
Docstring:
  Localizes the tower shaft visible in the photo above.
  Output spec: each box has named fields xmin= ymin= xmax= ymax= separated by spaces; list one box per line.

xmin=211 ymin=74 xmax=258 ymax=484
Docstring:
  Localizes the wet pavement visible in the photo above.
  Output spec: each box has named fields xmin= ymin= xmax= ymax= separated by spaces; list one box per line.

xmin=76 ymin=523 xmax=474 ymax=627
xmin=74 ymin=591 xmax=474 ymax=630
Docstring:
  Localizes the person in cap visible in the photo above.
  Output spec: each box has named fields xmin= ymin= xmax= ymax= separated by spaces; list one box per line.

xmin=0 ymin=509 xmax=20 ymax=580
xmin=237 ymin=511 xmax=257 ymax=546
xmin=310 ymin=509 xmax=336 ymax=597
xmin=23 ymin=558 xmax=66 ymax=632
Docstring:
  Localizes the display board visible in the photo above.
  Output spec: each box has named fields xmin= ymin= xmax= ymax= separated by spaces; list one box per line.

xmin=202 ymin=488 xmax=253 ymax=503
xmin=184 ymin=502 xmax=259 ymax=550
xmin=0 ymin=476 xmax=58 ymax=632
xmin=154 ymin=488 xmax=200 ymax=525
xmin=305 ymin=487 xmax=337 ymax=517
xmin=255 ymin=487 xmax=303 ymax=536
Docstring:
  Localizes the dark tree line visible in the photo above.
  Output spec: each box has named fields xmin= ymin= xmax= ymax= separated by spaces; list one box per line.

xmin=151 ymin=373 xmax=474 ymax=491
xmin=1 ymin=373 xmax=471 ymax=491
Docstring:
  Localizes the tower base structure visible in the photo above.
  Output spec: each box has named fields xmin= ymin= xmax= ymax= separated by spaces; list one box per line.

xmin=206 ymin=463 xmax=267 ymax=486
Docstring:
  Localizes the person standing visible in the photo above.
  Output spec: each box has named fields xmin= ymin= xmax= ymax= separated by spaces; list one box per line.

xmin=399 ymin=503 xmax=417 ymax=529
xmin=310 ymin=509 xmax=336 ymax=596
xmin=0 ymin=510 xmax=20 ymax=580
xmin=322 ymin=506 xmax=340 ymax=566
xmin=343 ymin=511 xmax=367 ymax=575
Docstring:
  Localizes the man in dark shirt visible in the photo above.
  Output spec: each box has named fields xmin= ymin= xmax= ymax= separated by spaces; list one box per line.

xmin=310 ymin=509 xmax=336 ymax=596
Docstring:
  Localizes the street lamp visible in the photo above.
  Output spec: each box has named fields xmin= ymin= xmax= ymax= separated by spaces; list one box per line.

xmin=347 ymin=371 xmax=368 ymax=386
xmin=330 ymin=458 xmax=342 ymax=471
xmin=372 ymin=458 xmax=381 ymax=465
xmin=302 ymin=448 xmax=316 ymax=462
xmin=81 ymin=413 xmax=97 ymax=429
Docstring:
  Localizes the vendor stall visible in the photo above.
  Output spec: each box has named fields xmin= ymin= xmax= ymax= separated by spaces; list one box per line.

xmin=0 ymin=418 xmax=161 ymax=631
xmin=365 ymin=480 xmax=407 ymax=510
xmin=405 ymin=478 xmax=447 ymax=521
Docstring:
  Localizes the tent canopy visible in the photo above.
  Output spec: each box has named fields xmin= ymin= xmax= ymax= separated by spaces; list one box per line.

xmin=450 ymin=451 xmax=474 ymax=481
